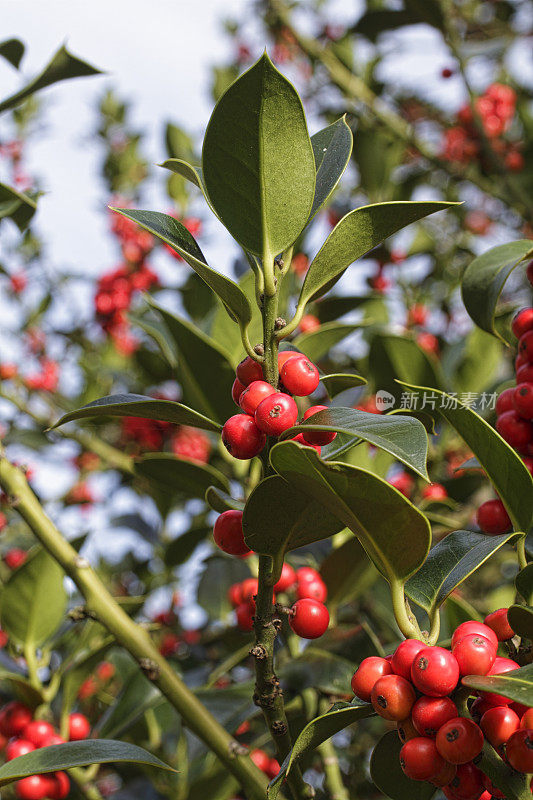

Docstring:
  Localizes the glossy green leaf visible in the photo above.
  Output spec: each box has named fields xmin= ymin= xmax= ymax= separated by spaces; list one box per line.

xmin=242 ymin=474 xmax=343 ymax=559
xmin=135 ymin=454 xmax=230 ymax=499
xmin=293 ymin=322 xmax=363 ymax=361
xmin=0 ymin=672 xmax=44 ymax=708
xmin=314 ymin=294 xmax=368 ymax=324
xmin=112 ymin=209 xmax=252 ymax=327
xmin=205 ymin=486 xmax=245 ymax=514
xmin=0 ymin=740 xmax=174 ymax=786
xmin=0 ymin=549 xmax=66 ymax=647
xmin=298 ymin=201 xmax=454 ymax=306
xmin=515 ymin=564 xmax=533 ymax=604
xmin=0 ymin=39 xmax=24 ymax=69
xmin=270 ymin=441 xmax=431 ymax=583
xmin=320 ymin=373 xmax=367 ymax=398
xmin=51 ymin=393 xmax=221 ymax=433
xmin=159 ymin=158 xmax=206 ymax=194
xmin=321 ymin=537 xmax=376 ymax=609
xmin=400 ymin=382 xmax=533 ymax=534
xmin=461 ymin=240 xmax=533 ymax=342
xmin=281 ymin=648 xmax=355 ymax=695
xmin=281 ymin=407 xmax=429 ymax=480
xmin=149 ymin=299 xmax=236 ymax=423
xmin=370 ymin=731 xmax=435 ymax=800
xmin=0 ymin=45 xmax=101 ymax=115
xmin=198 ymin=555 xmax=251 ymax=620
xmin=268 ymin=700 xmax=373 ymax=799
xmin=202 ymin=53 xmax=316 ymax=256
xmin=508 ymin=605 xmax=533 ymax=640
xmin=128 ymin=311 xmax=177 ymax=368
xmin=164 ymin=527 xmax=210 ymax=568
xmin=463 ymin=664 xmax=533 ymax=705
xmin=406 ymin=530 xmax=522 ymax=614
xmin=308 ymin=117 xmax=353 ymax=221
xmin=0 ymin=182 xmax=37 ymax=231
xmin=368 ymin=333 xmax=444 ymax=403
xmin=97 ymin=671 xmax=160 ymax=738
xmin=210 ymin=270 xmax=266 ymax=365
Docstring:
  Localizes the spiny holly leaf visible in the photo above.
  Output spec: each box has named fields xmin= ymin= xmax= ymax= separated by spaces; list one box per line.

xmin=50 ymin=394 xmax=221 ymax=433
xmin=370 ymin=731 xmax=436 ymax=800
xmin=268 ymin=700 xmax=373 ymax=799
xmin=281 ymin=407 xmax=429 ymax=480
xmin=0 ymin=45 xmax=101 ymax=115
xmin=308 ymin=116 xmax=353 ymax=221
xmin=320 ymin=373 xmax=367 ymax=399
xmin=461 ymin=240 xmax=533 ymax=342
xmin=0 ymin=740 xmax=174 ymax=787
xmin=298 ymin=201 xmax=455 ymax=306
xmin=400 ymin=382 xmax=533 ymax=534
xmin=270 ymin=441 xmax=431 ymax=583
xmin=462 ymin=664 xmax=533 ymax=706
xmin=135 ymin=454 xmax=230 ymax=499
xmin=406 ymin=530 xmax=523 ymax=614
xmin=202 ymin=53 xmax=316 ymax=256
xmin=111 ymin=209 xmax=252 ymax=328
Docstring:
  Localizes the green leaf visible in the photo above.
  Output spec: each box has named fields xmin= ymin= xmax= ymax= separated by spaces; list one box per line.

xmin=298 ymin=201 xmax=454 ymax=306
xmin=400 ymin=382 xmax=533 ymax=534
xmin=406 ymin=530 xmax=522 ymax=615
xmin=281 ymin=407 xmax=429 ymax=480
xmin=97 ymin=671 xmax=161 ymax=738
xmin=370 ymin=731 xmax=435 ymax=800
xmin=242 ymin=475 xmax=343 ymax=559
xmin=461 ymin=240 xmax=533 ymax=342
xmin=321 ymin=537 xmax=375 ymax=609
xmin=149 ymin=299 xmax=236 ymax=423
xmin=268 ymin=700 xmax=373 ymax=799
xmin=0 ymin=182 xmax=37 ymax=231
xmin=0 ymin=740 xmax=174 ymax=786
xmin=515 ymin=564 xmax=533 ymax=604
xmin=308 ymin=117 xmax=353 ymax=221
xmin=135 ymin=454 xmax=230 ymax=499
xmin=128 ymin=312 xmax=177 ymax=368
xmin=50 ymin=393 xmax=221 ymax=433
xmin=508 ymin=605 xmax=533 ymax=640
xmin=293 ymin=322 xmax=363 ymax=361
xmin=205 ymin=486 xmax=245 ymax=514
xmin=164 ymin=527 xmax=209 ymax=567
xmin=112 ymin=209 xmax=252 ymax=328
xmin=202 ymin=53 xmax=316 ymax=256
xmin=368 ymin=333 xmax=444 ymax=403
xmin=0 ymin=673 xmax=44 ymax=708
xmin=315 ymin=294 xmax=368 ymax=324
xmin=0 ymin=45 xmax=102 ymax=115
xmin=159 ymin=158 xmax=205 ymax=192
xmin=320 ymin=373 xmax=367 ymax=398
xmin=270 ymin=441 xmax=431 ymax=583
xmin=0 ymin=39 xmax=24 ymax=69
xmin=462 ymin=664 xmax=533 ymax=706
xmin=0 ymin=549 xmax=66 ymax=647
xmin=198 ymin=555 xmax=251 ymax=619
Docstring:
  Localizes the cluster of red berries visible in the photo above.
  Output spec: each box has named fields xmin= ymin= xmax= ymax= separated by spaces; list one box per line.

xmin=216 ymin=513 xmax=330 ymax=640
xmin=352 ymin=614 xmax=533 ymax=798
xmin=120 ymin=413 xmax=211 ymax=461
xmin=222 ymin=351 xmax=329 ymax=460
xmin=478 ymin=268 xmax=533 ymax=536
xmin=443 ymin=83 xmax=524 ymax=172
xmin=0 ymin=702 xmax=91 ymax=799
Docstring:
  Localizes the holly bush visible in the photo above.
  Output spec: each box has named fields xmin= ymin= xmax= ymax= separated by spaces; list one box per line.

xmin=0 ymin=3 xmax=533 ymax=800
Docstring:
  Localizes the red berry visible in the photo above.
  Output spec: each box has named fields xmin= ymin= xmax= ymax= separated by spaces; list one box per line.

xmin=397 ymin=717 xmax=418 ymax=743
xmin=506 ymin=728 xmax=533 ymax=772
xmin=296 ymin=576 xmax=327 ymax=603
xmin=301 ymin=406 xmax=336 ymax=446
xmin=512 ymin=308 xmax=533 ymax=340
xmin=517 ymin=363 xmax=533 ymax=383
xmin=68 ymin=712 xmax=90 ymax=741
xmin=481 ymin=656 xmax=520 ymax=705
xmin=23 ymin=720 xmax=56 ymax=748
xmin=4 ymin=549 xmax=27 ymax=570
xmin=0 ymin=702 xmax=32 ymax=737
xmin=222 ymin=414 xmax=266 ymax=459
xmin=430 ymin=760 xmax=457 ymax=788
xmin=422 ymin=483 xmax=448 ymax=501
xmin=411 ymin=647 xmax=460 ymax=697
xmin=228 ymin=583 xmax=243 ymax=607
xmin=250 ymin=748 xmax=271 ymax=774
xmin=441 ymin=67 xmax=454 ymax=78
xmin=299 ymin=314 xmax=320 ymax=333
xmin=48 ymin=772 xmax=70 ymax=800
xmin=235 ymin=602 xmax=254 ymax=632
xmin=452 ymin=634 xmax=496 ymax=676
xmin=239 ymin=380 xmax=276 ymax=416
xmin=370 ymin=674 xmax=416 ymax=721
xmin=213 ymin=510 xmax=251 ymax=557
xmin=436 ymin=717 xmax=484 ymax=764
xmin=518 ymin=330 xmax=533 ymax=363
xmin=514 ymin=383 xmax=533 ymax=420
xmin=289 ymin=599 xmax=329 ymax=639
xmin=449 ymin=762 xmax=484 ymax=799
xmin=412 ymin=696 xmax=457 ymax=738
xmin=280 ymin=356 xmax=320 ymax=396
xmin=255 ymin=393 xmax=298 ymax=436
xmin=400 ymin=737 xmax=446 ymax=781
xmin=240 ymin=578 xmax=258 ymax=604
xmin=484 ymin=608 xmax=514 ymax=641
xmin=5 ymin=739 xmax=35 ymax=761
xmin=15 ymin=776 xmax=54 ymax=800
xmin=391 ymin=639 xmax=426 ymax=680
xmin=235 ymin=356 xmax=263 ymax=387
xmin=388 ymin=471 xmax=414 ymax=497
xmin=451 ymin=621 xmax=498 ymax=651
xmin=480 ymin=705 xmax=520 ymax=749
xmin=278 ymin=351 xmax=301 ymax=370
xmin=231 ymin=378 xmax=245 ymax=405
xmin=476 ymin=499 xmax=511 ymax=535
xmin=495 ymin=387 xmax=515 ymax=416
xmin=496 ymin=409 xmax=533 ymax=448
xmin=291 ymin=432 xmax=321 ymax=453
xmin=520 ymin=708 xmax=533 ymax=728
xmin=273 ymin=563 xmax=296 ymax=593
xmin=469 ymin=696 xmax=494 ymax=724
xmin=351 ymin=657 xmax=393 ymax=702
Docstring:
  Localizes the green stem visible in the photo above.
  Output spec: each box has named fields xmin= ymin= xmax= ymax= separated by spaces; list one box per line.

xmin=517 ymin=538 xmax=527 ymax=571
xmin=0 ymin=456 xmax=270 ymax=800
xmin=317 ymin=700 xmax=348 ymax=800
xmin=390 ymin=578 xmax=424 ymax=640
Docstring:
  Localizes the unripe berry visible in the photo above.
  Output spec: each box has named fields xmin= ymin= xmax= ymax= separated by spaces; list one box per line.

xmin=235 ymin=356 xmax=263 ymax=387
xmin=289 ymin=598 xmax=329 ymax=639
xmin=351 ymin=657 xmax=393 ymax=702
xmin=239 ymin=381 xmax=276 ymax=416
xmin=480 ymin=705 xmax=520 ymax=749
xmin=391 ymin=639 xmax=425 ymax=680
xmin=512 ymin=308 xmax=533 ymax=340
xmin=280 ymin=355 xmax=320 ymax=396
xmin=301 ymin=406 xmax=336 ymax=446
xmin=436 ymin=717 xmax=484 ymax=764
xmin=452 ymin=633 xmax=496 ymax=676
xmin=496 ymin=409 xmax=533 ymax=449
xmin=400 ymin=737 xmax=446 ymax=781
xmin=411 ymin=646 xmax=459 ymax=697
xmin=412 ymin=695 xmax=457 ymax=738
xmin=213 ymin=510 xmax=251 ymax=557
xmin=484 ymin=608 xmax=514 ymax=641
xmin=371 ymin=674 xmax=416 ymax=721
xmin=273 ymin=562 xmax=296 ymax=593
xmin=255 ymin=393 xmax=298 ymax=436
xmin=506 ymin=728 xmax=533 ymax=772
xmin=476 ymin=499 xmax=511 ymax=535
xmin=514 ymin=383 xmax=533 ymax=420
xmin=222 ymin=414 xmax=266 ymax=460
